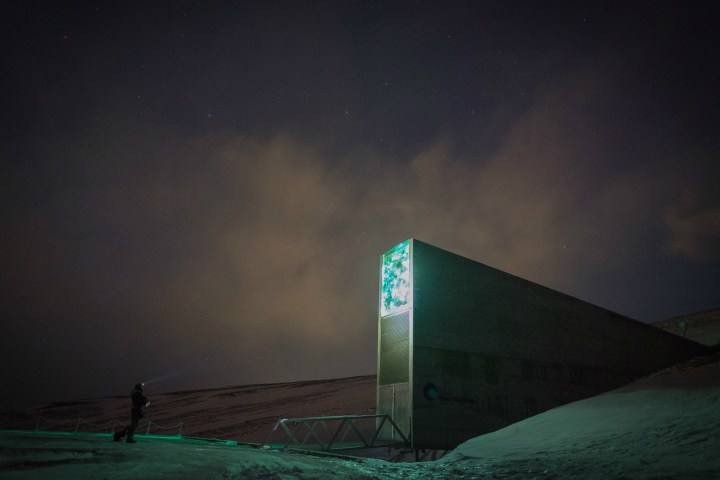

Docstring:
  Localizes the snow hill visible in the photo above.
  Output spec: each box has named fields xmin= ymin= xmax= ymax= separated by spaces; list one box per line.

xmin=443 ymin=350 xmax=720 ymax=478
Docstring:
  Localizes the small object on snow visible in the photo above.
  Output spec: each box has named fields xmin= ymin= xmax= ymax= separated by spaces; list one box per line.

xmin=113 ymin=427 xmax=128 ymax=442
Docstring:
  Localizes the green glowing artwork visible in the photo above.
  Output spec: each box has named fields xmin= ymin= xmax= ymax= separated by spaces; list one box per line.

xmin=381 ymin=240 xmax=411 ymax=316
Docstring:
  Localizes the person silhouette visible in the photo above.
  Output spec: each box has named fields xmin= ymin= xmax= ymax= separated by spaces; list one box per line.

xmin=126 ymin=383 xmax=150 ymax=443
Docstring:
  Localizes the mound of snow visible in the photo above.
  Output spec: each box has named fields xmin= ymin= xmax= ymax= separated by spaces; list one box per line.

xmin=442 ymin=353 xmax=720 ymax=478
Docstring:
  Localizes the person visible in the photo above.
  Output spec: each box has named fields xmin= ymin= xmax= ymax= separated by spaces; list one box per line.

xmin=126 ymin=383 xmax=150 ymax=443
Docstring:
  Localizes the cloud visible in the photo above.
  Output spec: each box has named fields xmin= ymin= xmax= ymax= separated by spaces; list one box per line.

xmin=664 ymin=201 xmax=720 ymax=262
xmin=343 ymin=62 xmax=651 ymax=290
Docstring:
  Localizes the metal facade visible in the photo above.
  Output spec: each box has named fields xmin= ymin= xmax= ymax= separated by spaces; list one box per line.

xmin=377 ymin=239 xmax=708 ymax=450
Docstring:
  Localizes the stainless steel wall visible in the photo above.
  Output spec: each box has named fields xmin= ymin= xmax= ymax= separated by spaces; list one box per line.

xmin=378 ymin=239 xmax=708 ymax=450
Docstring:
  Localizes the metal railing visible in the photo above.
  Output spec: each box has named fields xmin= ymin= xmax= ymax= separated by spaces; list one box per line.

xmin=0 ymin=416 xmax=182 ymax=437
xmin=143 ymin=420 xmax=183 ymax=436
xmin=263 ymin=414 xmax=409 ymax=452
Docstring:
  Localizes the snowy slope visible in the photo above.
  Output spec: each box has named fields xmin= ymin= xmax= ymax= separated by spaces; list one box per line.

xmin=442 ymin=351 xmax=720 ymax=479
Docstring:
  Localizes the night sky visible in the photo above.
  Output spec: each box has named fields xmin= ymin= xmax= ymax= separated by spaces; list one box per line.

xmin=2 ymin=1 xmax=719 ymax=410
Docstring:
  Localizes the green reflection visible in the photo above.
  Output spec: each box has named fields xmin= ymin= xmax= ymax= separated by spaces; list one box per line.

xmin=381 ymin=240 xmax=411 ymax=316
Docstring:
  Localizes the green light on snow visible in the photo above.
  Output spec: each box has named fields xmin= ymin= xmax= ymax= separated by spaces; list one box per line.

xmin=381 ymin=240 xmax=411 ymax=316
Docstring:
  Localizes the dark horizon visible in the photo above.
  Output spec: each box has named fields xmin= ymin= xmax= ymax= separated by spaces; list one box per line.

xmin=2 ymin=1 xmax=719 ymax=411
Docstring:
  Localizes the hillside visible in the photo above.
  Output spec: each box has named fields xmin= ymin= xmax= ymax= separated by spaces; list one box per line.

xmin=1 ymin=376 xmax=376 ymax=444
xmin=652 ymin=307 xmax=720 ymax=347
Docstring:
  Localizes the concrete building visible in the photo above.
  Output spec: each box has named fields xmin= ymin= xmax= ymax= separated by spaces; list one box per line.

xmin=376 ymin=239 xmax=708 ymax=450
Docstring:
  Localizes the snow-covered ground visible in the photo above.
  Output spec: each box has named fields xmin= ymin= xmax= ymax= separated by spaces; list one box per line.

xmin=2 ymin=351 xmax=719 ymax=479
xmin=444 ymin=352 xmax=720 ymax=479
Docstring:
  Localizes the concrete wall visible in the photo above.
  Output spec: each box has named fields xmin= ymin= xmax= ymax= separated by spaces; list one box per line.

xmin=377 ymin=239 xmax=708 ymax=450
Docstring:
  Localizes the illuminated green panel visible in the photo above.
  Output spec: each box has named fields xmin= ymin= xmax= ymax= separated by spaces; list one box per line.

xmin=381 ymin=240 xmax=411 ymax=316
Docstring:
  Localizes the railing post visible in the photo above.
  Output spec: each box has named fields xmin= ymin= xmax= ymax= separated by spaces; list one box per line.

xmin=263 ymin=420 xmax=283 ymax=447
xmin=111 ymin=420 xmax=117 ymax=433
xmin=146 ymin=421 xmax=151 ymax=435
xmin=177 ymin=423 xmax=183 ymax=437
xmin=75 ymin=419 xmax=81 ymax=432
